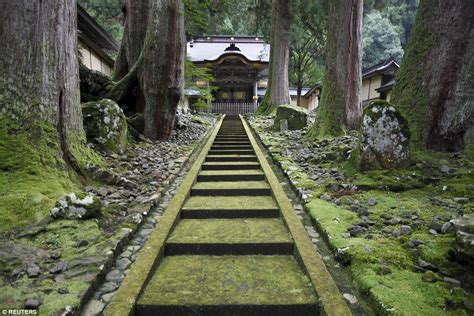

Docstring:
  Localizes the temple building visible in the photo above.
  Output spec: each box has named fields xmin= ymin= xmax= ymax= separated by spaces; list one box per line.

xmin=362 ymin=57 xmax=399 ymax=105
xmin=185 ymin=36 xmax=269 ymax=113
xmin=184 ymin=36 xmax=322 ymax=114
xmin=77 ymin=4 xmax=118 ymax=76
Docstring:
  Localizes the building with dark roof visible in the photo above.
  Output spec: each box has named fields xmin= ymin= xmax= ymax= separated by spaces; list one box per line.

xmin=362 ymin=57 xmax=399 ymax=105
xmin=77 ymin=4 xmax=119 ymax=76
xmin=186 ymin=36 xmax=269 ymax=113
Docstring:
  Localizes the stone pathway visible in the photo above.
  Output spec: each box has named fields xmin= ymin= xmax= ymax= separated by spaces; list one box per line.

xmin=106 ymin=116 xmax=350 ymax=315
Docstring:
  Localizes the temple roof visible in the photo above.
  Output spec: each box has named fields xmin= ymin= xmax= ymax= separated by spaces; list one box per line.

xmin=362 ymin=57 xmax=399 ymax=79
xmin=187 ymin=36 xmax=270 ymax=64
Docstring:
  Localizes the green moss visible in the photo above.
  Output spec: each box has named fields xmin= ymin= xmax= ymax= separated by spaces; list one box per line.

xmin=167 ymin=218 xmax=291 ymax=244
xmin=22 ymin=219 xmax=104 ymax=259
xmin=254 ymin=89 xmax=275 ymax=116
xmin=192 ymin=180 xmax=269 ymax=190
xmin=183 ymin=196 xmax=278 ymax=210
xmin=352 ymin=264 xmax=472 ymax=315
xmin=138 ymin=255 xmax=317 ymax=306
xmin=390 ymin=2 xmax=438 ymax=150
xmin=0 ymin=278 xmax=88 ymax=314
xmin=0 ymin=119 xmax=80 ymax=233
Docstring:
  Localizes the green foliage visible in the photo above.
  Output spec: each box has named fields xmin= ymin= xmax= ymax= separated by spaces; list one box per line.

xmin=184 ymin=59 xmax=217 ymax=111
xmin=289 ymin=1 xmax=327 ymax=91
xmin=363 ymin=11 xmax=404 ymax=68
xmin=363 ymin=0 xmax=419 ymax=48
xmin=77 ymin=0 xmax=123 ymax=42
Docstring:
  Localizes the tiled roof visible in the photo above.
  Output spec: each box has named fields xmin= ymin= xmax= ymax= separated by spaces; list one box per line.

xmin=187 ymin=36 xmax=270 ymax=63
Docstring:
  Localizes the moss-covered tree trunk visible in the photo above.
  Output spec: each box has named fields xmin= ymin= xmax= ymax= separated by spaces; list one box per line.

xmin=390 ymin=0 xmax=474 ymax=152
xmin=307 ymin=0 xmax=363 ymax=139
xmin=109 ymin=0 xmax=185 ymax=140
xmin=255 ymin=0 xmax=292 ymax=115
xmin=0 ymin=0 xmax=89 ymax=174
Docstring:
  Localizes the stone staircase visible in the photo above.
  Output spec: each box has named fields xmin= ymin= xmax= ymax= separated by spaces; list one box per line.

xmin=135 ymin=116 xmax=319 ymax=315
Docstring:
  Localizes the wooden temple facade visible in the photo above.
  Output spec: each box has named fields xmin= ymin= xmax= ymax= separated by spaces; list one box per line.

xmin=185 ymin=36 xmax=270 ymax=113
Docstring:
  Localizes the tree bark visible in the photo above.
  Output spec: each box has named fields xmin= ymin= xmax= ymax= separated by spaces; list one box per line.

xmin=270 ymin=0 xmax=292 ymax=108
xmin=141 ymin=0 xmax=185 ymax=140
xmin=391 ymin=0 xmax=474 ymax=152
xmin=0 ymin=0 xmax=87 ymax=173
xmin=109 ymin=0 xmax=185 ymax=140
xmin=308 ymin=0 xmax=363 ymax=138
xmin=255 ymin=0 xmax=291 ymax=115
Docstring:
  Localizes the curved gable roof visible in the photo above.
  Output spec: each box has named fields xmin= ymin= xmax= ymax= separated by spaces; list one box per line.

xmin=187 ymin=36 xmax=270 ymax=64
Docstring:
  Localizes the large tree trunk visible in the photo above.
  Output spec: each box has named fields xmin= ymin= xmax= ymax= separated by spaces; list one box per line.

xmin=141 ymin=0 xmax=185 ymax=140
xmin=390 ymin=0 xmax=474 ymax=152
xmin=308 ymin=0 xmax=363 ymax=139
xmin=109 ymin=0 xmax=185 ymax=140
xmin=270 ymin=0 xmax=292 ymax=108
xmin=255 ymin=0 xmax=292 ymax=115
xmin=0 ymin=0 xmax=87 ymax=173
xmin=113 ymin=0 xmax=150 ymax=81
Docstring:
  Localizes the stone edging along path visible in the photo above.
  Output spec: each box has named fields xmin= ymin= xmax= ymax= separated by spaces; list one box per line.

xmin=80 ymin=117 xmax=219 ymax=315
xmin=104 ymin=115 xmax=350 ymax=315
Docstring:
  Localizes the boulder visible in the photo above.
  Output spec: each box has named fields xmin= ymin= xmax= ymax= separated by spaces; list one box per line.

xmin=82 ymin=99 xmax=128 ymax=153
xmin=451 ymin=215 xmax=474 ymax=262
xmin=50 ymin=193 xmax=101 ymax=220
xmin=360 ymin=101 xmax=410 ymax=170
xmin=272 ymin=105 xmax=307 ymax=131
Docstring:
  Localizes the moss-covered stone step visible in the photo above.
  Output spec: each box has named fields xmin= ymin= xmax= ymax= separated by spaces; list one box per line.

xmin=213 ymin=142 xmax=251 ymax=146
xmin=215 ymin=135 xmax=248 ymax=139
xmin=202 ymin=161 xmax=260 ymax=170
xmin=181 ymin=196 xmax=280 ymax=218
xmin=136 ymin=255 xmax=319 ymax=315
xmin=210 ymin=145 xmax=253 ymax=151
xmin=208 ymin=149 xmax=255 ymax=155
xmin=165 ymin=218 xmax=293 ymax=255
xmin=197 ymin=169 xmax=265 ymax=182
xmin=191 ymin=181 xmax=271 ymax=196
xmin=205 ymin=155 xmax=257 ymax=162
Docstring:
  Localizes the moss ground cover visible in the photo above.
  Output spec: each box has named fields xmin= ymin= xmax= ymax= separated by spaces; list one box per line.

xmin=248 ymin=115 xmax=474 ymax=315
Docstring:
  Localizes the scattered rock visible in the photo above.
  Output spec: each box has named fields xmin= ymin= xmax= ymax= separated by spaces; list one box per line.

xmin=451 ymin=215 xmax=474 ymax=262
xmin=50 ymin=261 xmax=68 ymax=274
xmin=441 ymin=222 xmax=453 ymax=234
xmin=26 ymin=262 xmax=41 ymax=278
xmin=272 ymin=105 xmax=308 ymax=131
xmin=418 ymin=259 xmax=438 ymax=272
xmin=439 ymin=165 xmax=451 ymax=174
xmin=24 ymin=299 xmax=41 ymax=309
xmin=443 ymin=277 xmax=461 ymax=287
xmin=349 ymin=225 xmax=364 ymax=237
xmin=400 ymin=225 xmax=412 ymax=235
xmin=453 ymin=197 xmax=469 ymax=204
xmin=360 ymin=101 xmax=410 ymax=170
xmin=279 ymin=119 xmax=288 ymax=132
xmin=421 ymin=271 xmax=439 ymax=282
xmin=367 ymin=197 xmax=377 ymax=206
xmin=82 ymin=299 xmax=105 ymax=315
xmin=51 ymin=193 xmax=101 ymax=220
xmin=343 ymin=293 xmax=358 ymax=304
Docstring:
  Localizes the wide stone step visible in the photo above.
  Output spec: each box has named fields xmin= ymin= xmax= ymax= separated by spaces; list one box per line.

xmin=202 ymin=161 xmax=260 ymax=170
xmin=165 ymin=218 xmax=293 ymax=255
xmin=191 ymin=181 xmax=271 ymax=196
xmin=136 ymin=255 xmax=319 ymax=315
xmin=208 ymin=149 xmax=255 ymax=155
xmin=181 ymin=196 xmax=280 ymax=218
xmin=211 ymin=146 xmax=253 ymax=151
xmin=198 ymin=169 xmax=265 ymax=182
xmin=205 ymin=155 xmax=257 ymax=162
xmin=213 ymin=142 xmax=251 ymax=146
